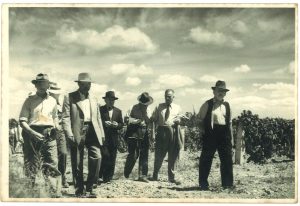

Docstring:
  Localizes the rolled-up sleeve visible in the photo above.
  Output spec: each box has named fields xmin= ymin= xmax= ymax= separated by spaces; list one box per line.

xmin=19 ymin=98 xmax=30 ymax=122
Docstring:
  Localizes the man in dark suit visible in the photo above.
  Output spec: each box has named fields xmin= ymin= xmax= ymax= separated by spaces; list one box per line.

xmin=62 ymin=73 xmax=105 ymax=198
xmin=98 ymin=91 xmax=123 ymax=183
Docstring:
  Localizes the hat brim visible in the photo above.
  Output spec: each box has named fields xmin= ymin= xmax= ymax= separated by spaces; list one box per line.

xmin=211 ymin=87 xmax=229 ymax=92
xmin=137 ymin=95 xmax=154 ymax=105
xmin=49 ymin=89 xmax=61 ymax=94
xmin=31 ymin=79 xmax=49 ymax=84
xmin=75 ymin=80 xmax=94 ymax=83
xmin=102 ymin=97 xmax=119 ymax=100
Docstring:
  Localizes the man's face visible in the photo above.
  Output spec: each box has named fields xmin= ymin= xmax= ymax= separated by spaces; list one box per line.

xmin=165 ymin=91 xmax=175 ymax=105
xmin=78 ymin=82 xmax=91 ymax=93
xmin=104 ymin=97 xmax=115 ymax=108
xmin=35 ymin=81 xmax=49 ymax=93
xmin=213 ymin=88 xmax=227 ymax=101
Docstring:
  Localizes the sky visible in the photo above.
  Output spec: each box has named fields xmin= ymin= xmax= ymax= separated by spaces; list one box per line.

xmin=8 ymin=6 xmax=296 ymax=119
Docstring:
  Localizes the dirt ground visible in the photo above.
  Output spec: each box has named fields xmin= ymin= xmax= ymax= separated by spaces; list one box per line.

xmin=9 ymin=150 xmax=296 ymax=201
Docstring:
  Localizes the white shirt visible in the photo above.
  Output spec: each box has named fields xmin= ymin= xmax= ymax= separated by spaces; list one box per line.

xmin=212 ymin=104 xmax=226 ymax=125
xmin=152 ymin=103 xmax=182 ymax=126
xmin=81 ymin=98 xmax=91 ymax=122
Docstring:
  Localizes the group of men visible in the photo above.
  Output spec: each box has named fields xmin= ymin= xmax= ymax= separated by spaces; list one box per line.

xmin=18 ymin=72 xmax=234 ymax=198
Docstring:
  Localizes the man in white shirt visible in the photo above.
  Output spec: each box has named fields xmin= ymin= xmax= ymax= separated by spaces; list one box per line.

xmin=150 ymin=89 xmax=183 ymax=185
xmin=19 ymin=73 xmax=61 ymax=197
xmin=197 ymin=80 xmax=234 ymax=191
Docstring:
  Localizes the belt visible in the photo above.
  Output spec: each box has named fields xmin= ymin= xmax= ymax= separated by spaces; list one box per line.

xmin=30 ymin=125 xmax=54 ymax=129
xmin=158 ymin=124 xmax=175 ymax=128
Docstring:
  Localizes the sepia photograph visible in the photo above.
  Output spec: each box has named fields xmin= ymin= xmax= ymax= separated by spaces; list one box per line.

xmin=1 ymin=3 xmax=297 ymax=203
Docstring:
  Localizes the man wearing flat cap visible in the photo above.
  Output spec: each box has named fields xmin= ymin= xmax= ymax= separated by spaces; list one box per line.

xmin=19 ymin=73 xmax=61 ymax=197
xmin=98 ymin=91 xmax=124 ymax=183
xmin=49 ymin=82 xmax=69 ymax=188
xmin=62 ymin=73 xmax=105 ymax=197
xmin=123 ymin=92 xmax=153 ymax=183
xmin=197 ymin=80 xmax=234 ymax=191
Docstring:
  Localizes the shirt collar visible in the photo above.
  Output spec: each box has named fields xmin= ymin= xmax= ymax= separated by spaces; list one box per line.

xmin=165 ymin=102 xmax=172 ymax=108
xmin=78 ymin=90 xmax=89 ymax=99
xmin=36 ymin=91 xmax=50 ymax=99
xmin=213 ymin=98 xmax=224 ymax=104
xmin=106 ymin=105 xmax=114 ymax=111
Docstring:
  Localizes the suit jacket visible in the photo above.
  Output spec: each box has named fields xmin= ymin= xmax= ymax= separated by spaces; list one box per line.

xmin=62 ymin=90 xmax=105 ymax=146
xmin=100 ymin=105 xmax=123 ymax=147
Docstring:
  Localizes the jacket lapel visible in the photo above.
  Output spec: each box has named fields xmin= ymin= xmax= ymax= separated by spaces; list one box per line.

xmin=111 ymin=107 xmax=117 ymax=121
xmin=74 ymin=91 xmax=85 ymax=115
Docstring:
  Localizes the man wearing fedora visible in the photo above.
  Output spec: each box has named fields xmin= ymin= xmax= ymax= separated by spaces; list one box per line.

xmin=150 ymin=89 xmax=183 ymax=185
xmin=49 ymin=82 xmax=69 ymax=188
xmin=123 ymin=92 xmax=153 ymax=182
xmin=19 ymin=73 xmax=61 ymax=197
xmin=62 ymin=73 xmax=105 ymax=197
xmin=198 ymin=80 xmax=234 ymax=190
xmin=98 ymin=91 xmax=124 ymax=183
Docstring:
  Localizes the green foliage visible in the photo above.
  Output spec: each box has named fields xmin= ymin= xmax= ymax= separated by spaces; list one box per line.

xmin=117 ymin=110 xmax=295 ymax=165
xmin=234 ymin=110 xmax=295 ymax=163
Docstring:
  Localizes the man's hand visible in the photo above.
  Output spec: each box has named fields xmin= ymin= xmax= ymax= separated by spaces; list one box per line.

xmin=67 ymin=136 xmax=76 ymax=146
xmin=31 ymin=131 xmax=44 ymax=141
xmin=105 ymin=121 xmax=112 ymax=127
xmin=173 ymin=118 xmax=180 ymax=125
xmin=139 ymin=120 xmax=146 ymax=127
xmin=111 ymin=121 xmax=119 ymax=128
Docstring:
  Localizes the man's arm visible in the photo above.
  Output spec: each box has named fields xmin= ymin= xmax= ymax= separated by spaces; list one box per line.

xmin=197 ymin=102 xmax=208 ymax=136
xmin=229 ymin=104 xmax=234 ymax=147
xmin=61 ymin=94 xmax=74 ymax=139
xmin=116 ymin=110 xmax=124 ymax=129
xmin=19 ymin=98 xmax=44 ymax=141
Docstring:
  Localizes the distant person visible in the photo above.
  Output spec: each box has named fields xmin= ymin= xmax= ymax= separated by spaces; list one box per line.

xmin=150 ymin=89 xmax=183 ymax=185
xmin=98 ymin=91 xmax=124 ymax=183
xmin=124 ymin=92 xmax=153 ymax=183
xmin=49 ymin=82 xmax=69 ymax=188
xmin=198 ymin=80 xmax=234 ymax=190
xmin=62 ymin=73 xmax=105 ymax=198
xmin=19 ymin=73 xmax=61 ymax=197
xmin=9 ymin=119 xmax=23 ymax=154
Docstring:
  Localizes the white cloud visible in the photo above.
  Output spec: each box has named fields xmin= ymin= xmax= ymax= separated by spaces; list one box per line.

xmin=254 ymin=82 xmax=294 ymax=91
xmin=199 ymin=75 xmax=218 ymax=83
xmin=90 ymin=83 xmax=108 ymax=97
xmin=253 ymin=82 xmax=294 ymax=98
xmin=162 ymin=51 xmax=172 ymax=58
xmin=231 ymin=96 xmax=268 ymax=110
xmin=234 ymin=64 xmax=251 ymax=73
xmin=152 ymin=74 xmax=195 ymax=89
xmin=273 ymin=61 xmax=295 ymax=74
xmin=126 ymin=77 xmax=141 ymax=86
xmin=257 ymin=20 xmax=282 ymax=32
xmin=110 ymin=64 xmax=153 ymax=76
xmin=56 ymin=25 xmax=157 ymax=52
xmin=288 ymin=61 xmax=295 ymax=74
xmin=231 ymin=20 xmax=248 ymax=33
xmin=187 ymin=26 xmax=244 ymax=48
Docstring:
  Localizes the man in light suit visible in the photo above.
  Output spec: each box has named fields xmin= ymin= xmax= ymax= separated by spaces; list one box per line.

xmin=99 ymin=91 xmax=123 ymax=183
xmin=62 ymin=73 xmax=105 ymax=198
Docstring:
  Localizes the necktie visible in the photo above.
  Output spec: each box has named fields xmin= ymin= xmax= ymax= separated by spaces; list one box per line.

xmin=165 ymin=105 xmax=170 ymax=121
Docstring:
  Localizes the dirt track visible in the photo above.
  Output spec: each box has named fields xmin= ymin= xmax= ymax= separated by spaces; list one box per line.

xmin=9 ymin=150 xmax=295 ymax=201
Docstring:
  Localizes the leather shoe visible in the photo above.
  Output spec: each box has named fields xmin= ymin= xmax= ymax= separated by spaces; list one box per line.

xmin=148 ymin=176 xmax=158 ymax=181
xmin=199 ymin=185 xmax=209 ymax=191
xmin=138 ymin=176 xmax=149 ymax=183
xmin=169 ymin=179 xmax=181 ymax=185
xmin=62 ymin=176 xmax=69 ymax=188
